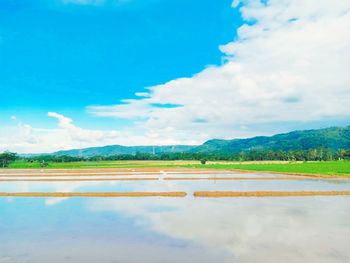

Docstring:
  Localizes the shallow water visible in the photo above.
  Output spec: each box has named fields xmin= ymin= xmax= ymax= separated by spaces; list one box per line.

xmin=1 ymin=173 xmax=350 ymax=263
xmin=1 ymin=177 xmax=350 ymax=193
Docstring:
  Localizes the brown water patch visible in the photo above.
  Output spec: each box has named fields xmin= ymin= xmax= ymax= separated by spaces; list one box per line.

xmin=194 ymin=191 xmax=350 ymax=197
xmin=0 ymin=191 xmax=187 ymax=197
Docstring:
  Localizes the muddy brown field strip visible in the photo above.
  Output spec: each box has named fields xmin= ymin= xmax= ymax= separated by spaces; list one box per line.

xmin=193 ymin=190 xmax=350 ymax=197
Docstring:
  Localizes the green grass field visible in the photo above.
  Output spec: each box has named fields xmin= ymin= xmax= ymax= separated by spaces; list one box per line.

xmin=7 ymin=160 xmax=197 ymax=169
xmin=5 ymin=160 xmax=350 ymax=177
xmin=186 ymin=161 xmax=350 ymax=176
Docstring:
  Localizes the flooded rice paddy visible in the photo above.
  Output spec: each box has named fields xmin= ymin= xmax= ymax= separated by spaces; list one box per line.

xmin=1 ymin=168 xmax=350 ymax=262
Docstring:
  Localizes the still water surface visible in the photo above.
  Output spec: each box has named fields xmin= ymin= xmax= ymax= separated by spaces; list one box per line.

xmin=1 ymin=173 xmax=350 ymax=263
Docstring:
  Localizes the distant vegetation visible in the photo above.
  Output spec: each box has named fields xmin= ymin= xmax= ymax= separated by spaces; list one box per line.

xmin=196 ymin=126 xmax=350 ymax=153
xmin=50 ymin=126 xmax=350 ymax=157
xmin=4 ymin=160 xmax=350 ymax=177
xmin=0 ymin=151 xmax=18 ymax=168
xmin=2 ymin=126 xmax=350 ymax=172
xmin=187 ymin=161 xmax=350 ymax=177
xmin=1 ymin=147 xmax=350 ymax=169
xmin=53 ymin=145 xmax=195 ymax=157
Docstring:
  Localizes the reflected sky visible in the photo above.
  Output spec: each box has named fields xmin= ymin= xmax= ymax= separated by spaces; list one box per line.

xmin=1 ymin=173 xmax=350 ymax=262
xmin=1 ymin=177 xmax=350 ymax=194
xmin=1 ymin=196 xmax=350 ymax=263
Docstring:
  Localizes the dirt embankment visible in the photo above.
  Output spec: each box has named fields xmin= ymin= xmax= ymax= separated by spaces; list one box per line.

xmin=194 ymin=190 xmax=350 ymax=197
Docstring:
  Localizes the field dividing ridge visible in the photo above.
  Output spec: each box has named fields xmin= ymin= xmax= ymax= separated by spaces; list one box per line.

xmin=193 ymin=190 xmax=350 ymax=197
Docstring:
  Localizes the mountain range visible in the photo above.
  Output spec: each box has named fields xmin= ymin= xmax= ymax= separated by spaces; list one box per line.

xmin=51 ymin=126 xmax=350 ymax=157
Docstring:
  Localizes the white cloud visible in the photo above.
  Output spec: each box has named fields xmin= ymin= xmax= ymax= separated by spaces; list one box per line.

xmin=89 ymin=196 xmax=350 ymax=262
xmin=1 ymin=113 xmax=122 ymax=153
xmin=90 ymin=0 xmax=350 ymax=142
xmin=47 ymin=111 xmax=121 ymax=142
xmin=2 ymin=0 xmax=350 ymax=153
xmin=0 ymin=112 xmax=193 ymax=153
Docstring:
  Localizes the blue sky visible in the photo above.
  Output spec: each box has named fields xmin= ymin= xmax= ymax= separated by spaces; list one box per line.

xmin=1 ymin=0 xmax=350 ymax=153
xmin=0 ymin=0 xmax=240 ymax=128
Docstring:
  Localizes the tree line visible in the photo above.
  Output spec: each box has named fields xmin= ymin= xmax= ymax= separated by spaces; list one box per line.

xmin=0 ymin=151 xmax=18 ymax=168
xmin=1 ymin=148 xmax=350 ymax=167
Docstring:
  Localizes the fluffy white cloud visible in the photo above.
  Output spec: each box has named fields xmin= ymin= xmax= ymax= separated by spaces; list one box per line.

xmin=89 ymin=196 xmax=350 ymax=262
xmin=0 ymin=112 xmax=193 ymax=153
xmin=2 ymin=0 xmax=350 ymax=153
xmin=47 ymin=112 xmax=123 ymax=143
xmin=90 ymin=0 xmax=350 ymax=142
xmin=0 ymin=113 xmax=121 ymax=153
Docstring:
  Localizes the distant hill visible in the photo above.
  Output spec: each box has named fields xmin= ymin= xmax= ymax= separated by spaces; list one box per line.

xmin=54 ymin=145 xmax=196 ymax=157
xmin=193 ymin=126 xmax=350 ymax=153
xmin=52 ymin=126 xmax=350 ymax=157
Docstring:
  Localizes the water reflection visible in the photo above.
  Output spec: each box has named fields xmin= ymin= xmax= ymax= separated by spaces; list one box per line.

xmin=1 ymin=177 xmax=350 ymax=193
xmin=89 ymin=196 xmax=350 ymax=263
xmin=1 ymin=173 xmax=350 ymax=262
xmin=1 ymin=196 xmax=350 ymax=263
xmin=0 ymin=197 xmax=231 ymax=263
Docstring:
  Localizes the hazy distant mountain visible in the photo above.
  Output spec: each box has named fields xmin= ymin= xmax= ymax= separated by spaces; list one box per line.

xmin=52 ymin=126 xmax=350 ymax=157
xmin=193 ymin=126 xmax=350 ymax=153
xmin=54 ymin=145 xmax=196 ymax=157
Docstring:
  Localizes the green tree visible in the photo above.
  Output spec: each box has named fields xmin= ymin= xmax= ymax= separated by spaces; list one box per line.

xmin=40 ymin=161 xmax=49 ymax=168
xmin=338 ymin=149 xmax=347 ymax=160
xmin=0 ymin=151 xmax=18 ymax=168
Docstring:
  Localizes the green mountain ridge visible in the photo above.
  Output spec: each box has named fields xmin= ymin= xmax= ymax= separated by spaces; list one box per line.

xmin=54 ymin=145 xmax=196 ymax=157
xmin=196 ymin=126 xmax=350 ymax=153
xmin=52 ymin=126 xmax=350 ymax=157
